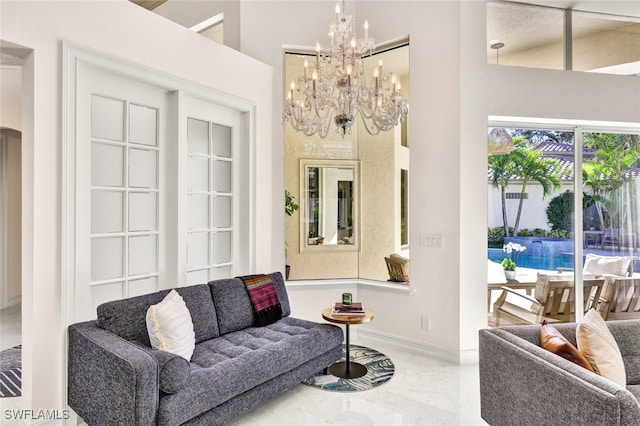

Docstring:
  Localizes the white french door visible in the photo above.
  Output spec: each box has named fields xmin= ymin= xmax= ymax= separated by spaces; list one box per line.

xmin=75 ymin=63 xmax=171 ymax=321
xmin=182 ymin=96 xmax=244 ymax=284
xmin=71 ymin=60 xmax=249 ymax=322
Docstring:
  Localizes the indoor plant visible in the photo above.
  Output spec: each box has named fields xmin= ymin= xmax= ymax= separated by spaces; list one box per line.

xmin=501 ymin=242 xmax=526 ymax=281
xmin=284 ymin=190 xmax=299 ymax=280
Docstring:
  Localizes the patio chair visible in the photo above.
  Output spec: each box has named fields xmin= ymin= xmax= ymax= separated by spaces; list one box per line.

xmin=602 ymin=227 xmax=621 ymax=250
xmin=493 ymin=274 xmax=615 ymax=326
xmin=385 ymin=254 xmax=409 ymax=283
xmin=606 ymin=277 xmax=640 ymax=320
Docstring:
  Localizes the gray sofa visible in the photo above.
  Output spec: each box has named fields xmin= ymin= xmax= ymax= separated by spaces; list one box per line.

xmin=68 ymin=272 xmax=343 ymax=425
xmin=479 ymin=320 xmax=640 ymax=426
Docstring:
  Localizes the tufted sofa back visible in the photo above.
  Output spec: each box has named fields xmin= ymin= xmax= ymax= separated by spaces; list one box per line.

xmin=95 ymin=272 xmax=290 ymax=346
xmin=97 ymin=284 xmax=219 ymax=346
xmin=208 ymin=272 xmax=290 ymax=335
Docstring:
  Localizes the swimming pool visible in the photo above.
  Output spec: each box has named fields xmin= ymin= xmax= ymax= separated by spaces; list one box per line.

xmin=488 ymin=248 xmax=575 ymax=271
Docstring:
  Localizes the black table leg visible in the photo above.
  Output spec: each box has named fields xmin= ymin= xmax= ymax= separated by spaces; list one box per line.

xmin=327 ymin=323 xmax=367 ymax=379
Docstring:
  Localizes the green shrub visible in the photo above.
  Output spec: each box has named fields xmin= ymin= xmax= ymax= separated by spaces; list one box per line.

xmin=546 ymin=190 xmax=573 ymax=232
xmin=547 ymin=229 xmax=569 ymax=238
xmin=488 ymin=227 xmax=505 ymax=243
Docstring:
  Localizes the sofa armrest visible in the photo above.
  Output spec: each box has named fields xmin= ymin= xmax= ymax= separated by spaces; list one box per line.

xmin=480 ymin=328 xmax=640 ymax=426
xmin=68 ymin=321 xmax=159 ymax=426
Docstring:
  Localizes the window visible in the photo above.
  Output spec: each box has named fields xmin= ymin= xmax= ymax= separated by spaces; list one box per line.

xmin=488 ymin=123 xmax=640 ymax=326
xmin=573 ymin=11 xmax=640 ymax=75
xmin=191 ymin=13 xmax=224 ymax=44
xmin=487 ymin=1 xmax=564 ymax=69
xmin=284 ymin=42 xmax=410 ymax=281
xmin=487 ymin=1 xmax=640 ymax=76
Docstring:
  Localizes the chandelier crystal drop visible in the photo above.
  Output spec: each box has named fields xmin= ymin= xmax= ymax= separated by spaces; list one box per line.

xmin=282 ymin=1 xmax=409 ymax=138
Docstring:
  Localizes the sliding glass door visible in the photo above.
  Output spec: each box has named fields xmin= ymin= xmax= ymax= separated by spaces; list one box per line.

xmin=488 ymin=125 xmax=640 ymax=326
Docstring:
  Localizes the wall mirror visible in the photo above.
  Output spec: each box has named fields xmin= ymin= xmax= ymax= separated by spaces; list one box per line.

xmin=300 ymin=159 xmax=359 ymax=252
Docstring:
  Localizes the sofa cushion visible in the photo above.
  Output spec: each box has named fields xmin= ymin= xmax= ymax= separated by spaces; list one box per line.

xmin=156 ymin=316 xmax=343 ymax=425
xmin=584 ymin=253 xmax=630 ymax=277
xmin=146 ymin=289 xmax=196 ymax=361
xmin=577 ymin=309 xmax=627 ymax=387
xmin=209 ymin=272 xmax=290 ymax=335
xmin=540 ymin=320 xmax=594 ymax=372
xmin=97 ymin=284 xmax=219 ymax=345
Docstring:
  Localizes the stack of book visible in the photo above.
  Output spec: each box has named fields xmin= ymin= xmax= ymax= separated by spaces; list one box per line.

xmin=332 ymin=302 xmax=365 ymax=316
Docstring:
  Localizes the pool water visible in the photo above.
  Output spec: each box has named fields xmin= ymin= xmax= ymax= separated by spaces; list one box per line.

xmin=488 ymin=248 xmax=575 ymax=271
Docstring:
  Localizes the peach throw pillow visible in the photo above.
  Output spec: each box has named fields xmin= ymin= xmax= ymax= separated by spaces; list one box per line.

xmin=576 ymin=309 xmax=626 ymax=387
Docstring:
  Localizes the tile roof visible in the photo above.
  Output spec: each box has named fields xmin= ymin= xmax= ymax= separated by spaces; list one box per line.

xmin=488 ymin=140 xmax=640 ymax=182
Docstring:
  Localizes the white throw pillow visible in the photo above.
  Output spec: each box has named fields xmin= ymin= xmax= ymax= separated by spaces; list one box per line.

xmin=576 ymin=309 xmax=626 ymax=387
xmin=146 ymin=290 xmax=196 ymax=361
xmin=583 ymin=253 xmax=630 ymax=277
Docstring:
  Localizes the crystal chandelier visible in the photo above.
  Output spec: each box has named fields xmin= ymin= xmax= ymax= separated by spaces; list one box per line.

xmin=282 ymin=1 xmax=408 ymax=138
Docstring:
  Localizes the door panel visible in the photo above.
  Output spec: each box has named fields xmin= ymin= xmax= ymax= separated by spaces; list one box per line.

xmin=76 ymin=64 xmax=168 ymax=320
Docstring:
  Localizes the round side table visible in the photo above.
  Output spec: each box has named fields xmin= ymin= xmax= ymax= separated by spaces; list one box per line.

xmin=322 ymin=307 xmax=374 ymax=379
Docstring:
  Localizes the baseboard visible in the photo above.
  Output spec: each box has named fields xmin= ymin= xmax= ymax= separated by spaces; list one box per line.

xmin=357 ymin=328 xmax=479 ymax=366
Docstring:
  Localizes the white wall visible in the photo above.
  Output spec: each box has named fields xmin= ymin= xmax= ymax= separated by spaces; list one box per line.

xmin=240 ymin=0 xmax=640 ymax=362
xmin=459 ymin=1 xmax=640 ymax=353
xmin=154 ymin=0 xmax=241 ymax=51
xmin=488 ymin=183 xmax=574 ymax=231
xmin=1 ymin=0 xmax=638 ymax=416
xmin=0 ymin=0 xmax=274 ymax=415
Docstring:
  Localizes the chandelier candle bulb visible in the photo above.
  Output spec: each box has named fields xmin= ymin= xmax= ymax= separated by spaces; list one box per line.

xmin=364 ymin=20 xmax=369 ymax=42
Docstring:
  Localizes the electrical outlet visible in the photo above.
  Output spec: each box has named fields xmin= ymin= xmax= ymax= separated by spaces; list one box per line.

xmin=421 ymin=316 xmax=431 ymax=331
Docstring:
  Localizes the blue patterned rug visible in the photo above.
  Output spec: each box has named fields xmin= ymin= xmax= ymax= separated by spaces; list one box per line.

xmin=303 ymin=344 xmax=394 ymax=392
xmin=0 ymin=345 xmax=21 ymax=397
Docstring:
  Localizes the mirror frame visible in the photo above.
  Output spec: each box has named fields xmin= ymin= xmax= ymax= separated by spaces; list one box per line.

xmin=299 ymin=159 xmax=360 ymax=253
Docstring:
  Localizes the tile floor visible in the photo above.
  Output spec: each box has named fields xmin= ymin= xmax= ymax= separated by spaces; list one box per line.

xmin=0 ymin=305 xmax=487 ymax=425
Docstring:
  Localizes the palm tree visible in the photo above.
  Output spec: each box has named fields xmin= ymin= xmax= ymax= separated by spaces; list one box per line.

xmin=510 ymin=147 xmax=563 ymax=236
xmin=488 ymin=136 xmax=564 ymax=237
xmin=583 ymin=133 xmax=640 ymax=229
xmin=488 ymin=149 xmax=517 ymax=237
